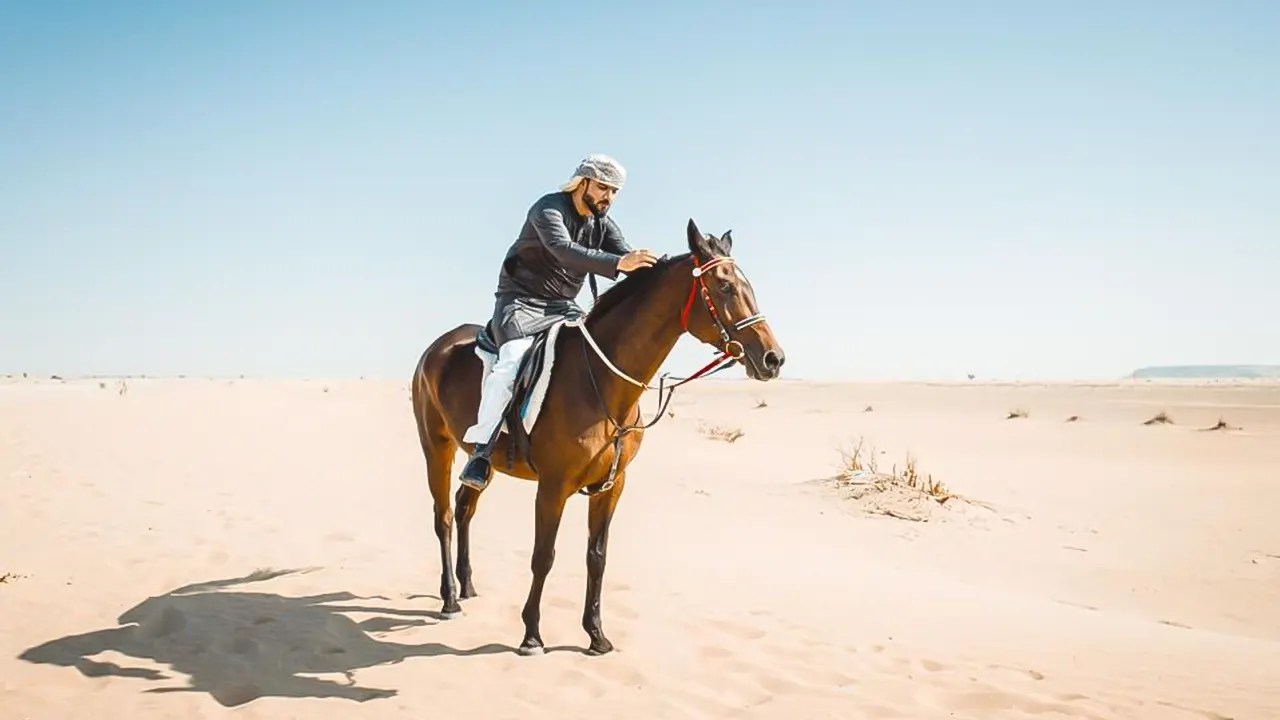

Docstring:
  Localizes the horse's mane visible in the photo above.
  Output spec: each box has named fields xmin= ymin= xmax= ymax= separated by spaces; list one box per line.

xmin=586 ymin=251 xmax=693 ymax=324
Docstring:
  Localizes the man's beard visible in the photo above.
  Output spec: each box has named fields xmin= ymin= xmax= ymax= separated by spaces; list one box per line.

xmin=585 ymin=194 xmax=610 ymax=217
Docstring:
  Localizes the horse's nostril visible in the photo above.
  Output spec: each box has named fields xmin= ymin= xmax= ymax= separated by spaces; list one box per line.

xmin=763 ymin=350 xmax=783 ymax=371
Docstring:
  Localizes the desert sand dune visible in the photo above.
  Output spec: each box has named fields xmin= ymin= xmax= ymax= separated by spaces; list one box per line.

xmin=2 ymin=376 xmax=1278 ymax=719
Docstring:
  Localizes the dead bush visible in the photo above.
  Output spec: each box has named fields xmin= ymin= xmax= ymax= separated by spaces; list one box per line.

xmin=830 ymin=436 xmax=974 ymax=522
xmin=1201 ymin=417 xmax=1240 ymax=432
xmin=699 ymin=423 xmax=744 ymax=443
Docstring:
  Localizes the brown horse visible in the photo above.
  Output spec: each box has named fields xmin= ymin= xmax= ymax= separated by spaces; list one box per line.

xmin=410 ymin=218 xmax=785 ymax=656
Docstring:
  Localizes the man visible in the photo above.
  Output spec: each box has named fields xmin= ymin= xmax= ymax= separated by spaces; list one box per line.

xmin=458 ymin=154 xmax=658 ymax=490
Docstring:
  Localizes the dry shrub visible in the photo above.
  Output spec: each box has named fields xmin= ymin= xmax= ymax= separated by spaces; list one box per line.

xmin=1201 ymin=417 xmax=1240 ymax=432
xmin=1065 ymin=415 xmax=1080 ymax=422
xmin=700 ymin=423 xmax=744 ymax=443
xmin=893 ymin=452 xmax=950 ymax=501
xmin=1006 ymin=407 xmax=1028 ymax=419
xmin=1143 ymin=411 xmax=1173 ymax=426
xmin=863 ymin=405 xmax=874 ymax=413
xmin=832 ymin=436 xmax=968 ymax=522
xmin=754 ymin=398 xmax=767 ymax=409
xmin=838 ymin=435 xmax=880 ymax=474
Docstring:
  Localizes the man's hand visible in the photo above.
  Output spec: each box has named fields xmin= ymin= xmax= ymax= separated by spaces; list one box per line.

xmin=617 ymin=249 xmax=658 ymax=273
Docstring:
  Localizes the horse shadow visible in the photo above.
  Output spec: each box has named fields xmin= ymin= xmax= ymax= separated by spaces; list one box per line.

xmin=17 ymin=568 xmax=513 ymax=707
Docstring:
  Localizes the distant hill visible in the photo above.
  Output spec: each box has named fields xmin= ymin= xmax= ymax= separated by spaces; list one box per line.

xmin=1127 ymin=365 xmax=1280 ymax=379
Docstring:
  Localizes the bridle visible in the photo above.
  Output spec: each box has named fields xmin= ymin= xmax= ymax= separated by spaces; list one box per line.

xmin=577 ymin=253 xmax=766 ymax=392
xmin=680 ymin=254 xmax=767 ymax=369
xmin=574 ymin=251 xmax=768 ymax=495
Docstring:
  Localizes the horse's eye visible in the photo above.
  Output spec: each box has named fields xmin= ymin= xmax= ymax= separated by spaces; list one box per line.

xmin=720 ymin=282 xmax=734 ymax=295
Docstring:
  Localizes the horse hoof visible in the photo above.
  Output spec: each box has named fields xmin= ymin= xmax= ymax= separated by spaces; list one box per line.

xmin=586 ymin=641 xmax=614 ymax=656
xmin=517 ymin=643 xmax=545 ymax=657
xmin=440 ymin=608 xmax=463 ymax=620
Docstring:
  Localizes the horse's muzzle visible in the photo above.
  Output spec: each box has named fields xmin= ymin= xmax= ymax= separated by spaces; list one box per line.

xmin=763 ymin=349 xmax=785 ymax=377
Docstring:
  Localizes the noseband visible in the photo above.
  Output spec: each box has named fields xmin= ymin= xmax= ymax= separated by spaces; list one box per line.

xmin=679 ymin=255 xmax=767 ymax=362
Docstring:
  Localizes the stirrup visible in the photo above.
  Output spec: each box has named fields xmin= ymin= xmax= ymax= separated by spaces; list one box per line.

xmin=458 ymin=448 xmax=492 ymax=489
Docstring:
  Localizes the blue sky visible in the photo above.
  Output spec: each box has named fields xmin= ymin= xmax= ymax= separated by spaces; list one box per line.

xmin=2 ymin=1 xmax=1276 ymax=381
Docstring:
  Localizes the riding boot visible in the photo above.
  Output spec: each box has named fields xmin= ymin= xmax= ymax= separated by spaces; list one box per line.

xmin=458 ymin=443 xmax=493 ymax=489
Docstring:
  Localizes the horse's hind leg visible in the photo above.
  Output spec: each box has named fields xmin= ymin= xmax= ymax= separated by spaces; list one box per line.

xmin=454 ymin=483 xmax=483 ymax=599
xmin=416 ymin=397 xmax=463 ymax=618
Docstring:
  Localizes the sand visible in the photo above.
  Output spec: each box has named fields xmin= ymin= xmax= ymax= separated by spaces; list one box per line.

xmin=2 ymin=374 xmax=1278 ymax=719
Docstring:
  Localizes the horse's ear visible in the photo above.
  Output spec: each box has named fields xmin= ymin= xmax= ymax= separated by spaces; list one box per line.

xmin=717 ymin=229 xmax=733 ymax=255
xmin=687 ymin=218 xmax=713 ymax=258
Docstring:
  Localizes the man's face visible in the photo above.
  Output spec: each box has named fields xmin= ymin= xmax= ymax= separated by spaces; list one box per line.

xmin=582 ymin=179 xmax=619 ymax=215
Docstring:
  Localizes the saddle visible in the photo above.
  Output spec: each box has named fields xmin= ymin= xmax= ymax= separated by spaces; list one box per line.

xmin=473 ymin=317 xmax=625 ymax=497
xmin=475 ymin=319 xmax=558 ymax=472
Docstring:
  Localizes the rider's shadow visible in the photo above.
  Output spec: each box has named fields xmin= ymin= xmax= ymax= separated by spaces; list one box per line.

xmin=17 ymin=568 xmax=510 ymax=707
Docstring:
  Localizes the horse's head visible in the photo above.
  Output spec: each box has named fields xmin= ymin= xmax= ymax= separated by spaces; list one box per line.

xmin=681 ymin=218 xmax=785 ymax=381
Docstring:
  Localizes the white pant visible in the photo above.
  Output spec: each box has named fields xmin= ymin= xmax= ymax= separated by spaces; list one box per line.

xmin=462 ymin=336 xmax=535 ymax=445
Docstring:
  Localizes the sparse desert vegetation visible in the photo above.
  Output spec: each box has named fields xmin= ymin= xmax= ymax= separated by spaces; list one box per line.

xmin=830 ymin=435 xmax=978 ymax=522
xmin=1144 ymin=411 xmax=1174 ymax=426
xmin=1202 ymin=417 xmax=1241 ymax=432
xmin=698 ymin=423 xmax=744 ymax=443
xmin=1007 ymin=407 xmax=1029 ymax=419
xmin=1065 ymin=415 xmax=1080 ymax=422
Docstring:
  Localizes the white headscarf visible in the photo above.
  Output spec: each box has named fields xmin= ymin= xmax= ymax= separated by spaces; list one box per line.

xmin=560 ymin=153 xmax=627 ymax=192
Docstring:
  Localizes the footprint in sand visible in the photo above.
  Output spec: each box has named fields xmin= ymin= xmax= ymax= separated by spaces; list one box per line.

xmin=230 ymin=636 xmax=258 ymax=655
xmin=1154 ymin=700 xmax=1236 ymax=720
xmin=1056 ymin=599 xmax=1099 ymax=612
xmin=698 ymin=644 xmax=733 ymax=660
xmin=133 ymin=605 xmax=187 ymax=640
xmin=706 ymin=617 xmax=767 ymax=641
xmin=987 ymin=663 xmax=1047 ymax=681
xmin=210 ymin=682 xmax=265 ymax=707
xmin=931 ymin=688 xmax=1107 ymax=720
xmin=590 ymin=661 xmax=647 ymax=688
xmin=611 ymin=602 xmax=640 ymax=621
xmin=553 ymin=668 xmax=609 ymax=700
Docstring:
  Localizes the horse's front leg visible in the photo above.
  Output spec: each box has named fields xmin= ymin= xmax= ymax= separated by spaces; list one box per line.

xmin=518 ymin=480 xmax=572 ymax=655
xmin=583 ymin=470 xmax=626 ymax=655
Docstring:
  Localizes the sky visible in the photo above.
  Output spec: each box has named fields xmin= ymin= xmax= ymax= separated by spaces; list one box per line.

xmin=2 ymin=1 xmax=1277 ymax=381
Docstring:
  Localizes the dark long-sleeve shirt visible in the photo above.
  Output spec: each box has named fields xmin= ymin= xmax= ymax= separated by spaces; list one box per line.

xmin=494 ymin=191 xmax=632 ymax=302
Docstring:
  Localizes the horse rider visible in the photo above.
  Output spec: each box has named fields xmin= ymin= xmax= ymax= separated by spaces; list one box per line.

xmin=458 ymin=154 xmax=659 ymax=490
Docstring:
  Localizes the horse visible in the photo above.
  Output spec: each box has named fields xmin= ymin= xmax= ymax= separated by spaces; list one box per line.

xmin=409 ymin=218 xmax=785 ymax=656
